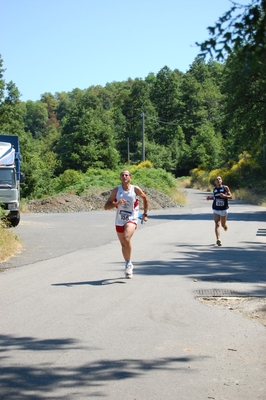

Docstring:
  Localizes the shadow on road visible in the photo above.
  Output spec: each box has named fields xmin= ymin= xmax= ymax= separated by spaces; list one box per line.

xmin=52 ymin=279 xmax=126 ymax=287
xmin=149 ymin=210 xmax=266 ymax=222
xmin=133 ymin=242 xmax=266 ymax=296
xmin=0 ymin=333 xmax=194 ymax=399
xmin=52 ymin=243 xmax=266 ymax=297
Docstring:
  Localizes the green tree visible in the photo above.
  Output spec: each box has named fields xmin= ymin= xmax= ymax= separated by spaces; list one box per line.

xmin=197 ymin=0 xmax=266 ymax=61
xmin=150 ymin=66 xmax=183 ymax=146
xmin=222 ymin=49 xmax=266 ymax=162
xmin=24 ymin=100 xmax=49 ymax=138
xmin=0 ymin=79 xmax=25 ymax=138
xmin=196 ymin=0 xmax=266 ymax=173
xmin=122 ymin=78 xmax=157 ymax=161
xmin=180 ymin=58 xmax=224 ymax=142
xmin=58 ymin=107 xmax=119 ymax=172
xmin=190 ymin=123 xmax=223 ymax=169
xmin=40 ymin=92 xmax=60 ymax=133
xmin=144 ymin=141 xmax=173 ymax=170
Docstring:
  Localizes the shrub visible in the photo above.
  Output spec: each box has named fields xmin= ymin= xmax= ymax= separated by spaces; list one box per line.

xmin=54 ymin=169 xmax=84 ymax=192
xmin=208 ymin=168 xmax=239 ymax=188
xmin=136 ymin=160 xmax=153 ymax=169
xmin=190 ymin=168 xmax=209 ymax=188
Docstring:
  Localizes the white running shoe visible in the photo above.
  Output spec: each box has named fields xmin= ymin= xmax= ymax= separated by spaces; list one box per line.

xmin=125 ymin=262 xmax=133 ymax=279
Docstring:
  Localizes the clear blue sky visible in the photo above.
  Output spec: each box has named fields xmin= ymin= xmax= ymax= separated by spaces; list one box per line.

xmin=1 ymin=0 xmax=250 ymax=102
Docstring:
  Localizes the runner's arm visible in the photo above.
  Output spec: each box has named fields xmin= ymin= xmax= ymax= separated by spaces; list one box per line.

xmin=206 ymin=188 xmax=215 ymax=200
xmin=135 ymin=186 xmax=149 ymax=218
xmin=104 ymin=187 xmax=119 ymax=210
xmin=220 ymin=186 xmax=232 ymax=199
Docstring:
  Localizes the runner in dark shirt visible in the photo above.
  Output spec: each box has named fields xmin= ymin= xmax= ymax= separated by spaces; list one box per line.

xmin=206 ymin=176 xmax=232 ymax=246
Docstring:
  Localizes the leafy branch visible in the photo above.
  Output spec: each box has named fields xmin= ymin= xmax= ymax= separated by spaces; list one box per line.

xmin=196 ymin=0 xmax=266 ymax=60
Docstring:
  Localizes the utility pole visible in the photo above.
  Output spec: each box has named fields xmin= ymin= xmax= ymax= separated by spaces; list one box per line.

xmin=142 ymin=112 xmax=145 ymax=161
xmin=127 ymin=136 xmax=130 ymax=164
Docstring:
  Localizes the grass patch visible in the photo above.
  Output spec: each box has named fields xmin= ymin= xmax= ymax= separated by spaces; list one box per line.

xmin=233 ymin=188 xmax=266 ymax=206
xmin=177 ymin=176 xmax=192 ymax=189
xmin=0 ymin=225 xmax=22 ymax=264
xmin=171 ymin=188 xmax=187 ymax=205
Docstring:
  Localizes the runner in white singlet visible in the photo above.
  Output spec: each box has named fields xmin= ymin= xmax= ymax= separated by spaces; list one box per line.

xmin=104 ymin=170 xmax=149 ymax=278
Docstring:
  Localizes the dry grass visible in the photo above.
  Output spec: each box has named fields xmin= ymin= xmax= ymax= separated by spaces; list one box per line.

xmin=174 ymin=177 xmax=193 ymax=205
xmin=176 ymin=176 xmax=192 ymax=188
xmin=234 ymin=188 xmax=266 ymax=206
xmin=171 ymin=188 xmax=187 ymax=205
xmin=0 ymin=226 xmax=22 ymax=264
xmin=20 ymin=201 xmax=31 ymax=214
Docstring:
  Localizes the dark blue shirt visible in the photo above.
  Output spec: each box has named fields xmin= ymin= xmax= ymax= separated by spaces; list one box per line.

xmin=212 ymin=185 xmax=229 ymax=210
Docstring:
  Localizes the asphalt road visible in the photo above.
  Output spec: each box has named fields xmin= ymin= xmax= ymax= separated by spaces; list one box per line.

xmin=0 ymin=188 xmax=265 ymax=399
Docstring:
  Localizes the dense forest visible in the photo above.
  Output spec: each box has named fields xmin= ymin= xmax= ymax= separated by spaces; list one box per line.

xmin=0 ymin=1 xmax=265 ymax=200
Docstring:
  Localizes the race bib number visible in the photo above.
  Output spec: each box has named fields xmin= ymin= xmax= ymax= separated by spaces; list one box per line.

xmin=119 ymin=210 xmax=132 ymax=221
xmin=215 ymin=199 xmax=225 ymax=207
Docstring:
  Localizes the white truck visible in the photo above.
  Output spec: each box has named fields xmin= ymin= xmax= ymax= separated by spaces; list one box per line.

xmin=0 ymin=134 xmax=24 ymax=226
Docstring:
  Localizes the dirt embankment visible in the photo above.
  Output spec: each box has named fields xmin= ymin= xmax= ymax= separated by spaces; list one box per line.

xmin=25 ymin=188 xmax=179 ymax=213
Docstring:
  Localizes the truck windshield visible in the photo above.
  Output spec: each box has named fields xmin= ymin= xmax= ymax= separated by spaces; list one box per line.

xmin=0 ymin=168 xmax=16 ymax=187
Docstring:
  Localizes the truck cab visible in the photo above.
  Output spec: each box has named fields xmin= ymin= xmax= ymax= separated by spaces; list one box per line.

xmin=0 ymin=136 xmax=24 ymax=227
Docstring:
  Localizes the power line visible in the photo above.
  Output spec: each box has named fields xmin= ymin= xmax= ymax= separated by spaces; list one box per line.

xmin=143 ymin=112 xmax=230 ymax=127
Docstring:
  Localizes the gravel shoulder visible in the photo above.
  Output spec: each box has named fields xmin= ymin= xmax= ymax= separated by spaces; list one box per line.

xmin=199 ymin=296 xmax=266 ymax=327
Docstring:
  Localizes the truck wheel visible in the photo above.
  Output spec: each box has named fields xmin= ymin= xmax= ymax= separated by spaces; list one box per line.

xmin=8 ymin=211 xmax=20 ymax=227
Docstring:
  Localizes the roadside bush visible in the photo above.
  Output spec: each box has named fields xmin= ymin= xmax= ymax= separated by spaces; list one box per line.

xmin=191 ymin=152 xmax=265 ymax=191
xmin=209 ymin=168 xmax=239 ymax=188
xmin=131 ymin=167 xmax=176 ymax=195
xmin=235 ymin=152 xmax=263 ymax=186
xmin=190 ymin=168 xmax=209 ymax=189
xmin=54 ymin=169 xmax=84 ymax=192
xmin=132 ymin=160 xmax=153 ymax=169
